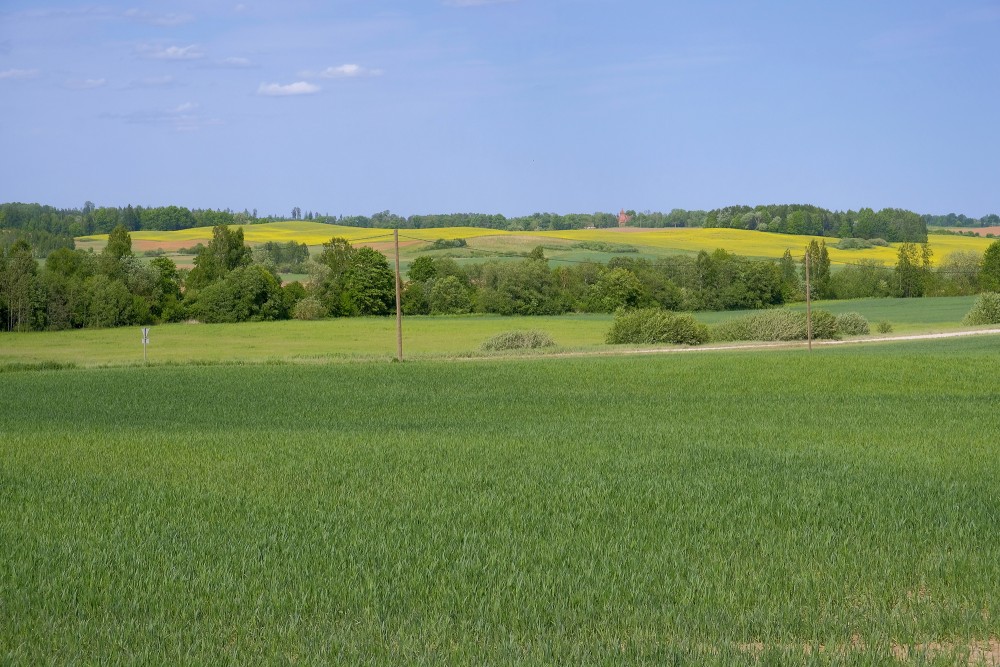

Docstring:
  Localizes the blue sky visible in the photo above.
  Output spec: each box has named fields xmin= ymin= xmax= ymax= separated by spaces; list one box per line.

xmin=1 ymin=1 xmax=998 ymax=218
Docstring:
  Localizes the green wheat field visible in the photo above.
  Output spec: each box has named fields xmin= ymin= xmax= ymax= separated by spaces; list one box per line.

xmin=2 ymin=334 xmax=999 ymax=664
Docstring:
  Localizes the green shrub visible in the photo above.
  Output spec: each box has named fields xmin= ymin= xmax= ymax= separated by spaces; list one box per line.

xmin=836 ymin=238 xmax=875 ymax=250
xmin=962 ymin=292 xmax=1000 ymax=325
xmin=605 ymin=308 xmax=709 ymax=346
xmin=835 ymin=312 xmax=870 ymax=336
xmin=876 ymin=320 xmax=893 ymax=334
xmin=481 ymin=330 xmax=556 ymax=351
xmin=292 ymin=296 xmax=326 ymax=320
xmin=712 ymin=309 xmax=839 ymax=342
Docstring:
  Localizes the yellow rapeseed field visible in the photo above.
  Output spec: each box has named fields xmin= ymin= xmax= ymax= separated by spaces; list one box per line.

xmin=78 ymin=221 xmax=994 ymax=265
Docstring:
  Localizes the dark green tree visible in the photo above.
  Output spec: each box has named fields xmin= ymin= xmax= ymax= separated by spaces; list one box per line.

xmin=186 ymin=224 xmax=252 ymax=290
xmin=981 ymin=240 xmax=1000 ymax=292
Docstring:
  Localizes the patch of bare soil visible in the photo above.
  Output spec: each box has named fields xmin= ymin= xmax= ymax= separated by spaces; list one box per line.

xmin=737 ymin=637 xmax=999 ymax=665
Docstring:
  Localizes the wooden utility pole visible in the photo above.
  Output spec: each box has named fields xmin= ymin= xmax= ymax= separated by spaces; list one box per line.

xmin=394 ymin=228 xmax=403 ymax=362
xmin=805 ymin=249 xmax=812 ymax=351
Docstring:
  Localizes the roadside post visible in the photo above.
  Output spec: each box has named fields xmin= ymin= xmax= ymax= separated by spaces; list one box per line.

xmin=141 ymin=327 xmax=150 ymax=364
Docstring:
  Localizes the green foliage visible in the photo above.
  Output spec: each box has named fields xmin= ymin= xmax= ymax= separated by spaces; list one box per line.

xmin=190 ymin=265 xmax=287 ymax=323
xmin=292 ymin=296 xmax=326 ymax=320
xmin=605 ymin=308 xmax=709 ymax=345
xmin=829 ymin=260 xmax=893 ymax=299
xmin=408 ymin=255 xmax=437 ymax=283
xmin=429 ymin=275 xmax=472 ymax=315
xmin=480 ymin=329 xmax=556 ymax=351
xmin=981 ymin=240 xmax=1000 ymax=292
xmin=835 ymin=237 xmax=876 ymax=250
xmin=894 ymin=242 xmax=933 ymax=298
xmin=961 ymin=292 xmax=1000 ymax=325
xmin=186 ymin=225 xmax=252 ymax=291
xmin=426 ymin=238 xmax=467 ymax=250
xmin=834 ymin=312 xmax=871 ymax=336
xmin=571 ymin=240 xmax=639 ymax=253
xmin=586 ymin=267 xmax=644 ymax=312
xmin=252 ymin=241 xmax=309 ymax=273
xmin=876 ymin=320 xmax=894 ymax=334
xmin=712 ymin=309 xmax=838 ymax=342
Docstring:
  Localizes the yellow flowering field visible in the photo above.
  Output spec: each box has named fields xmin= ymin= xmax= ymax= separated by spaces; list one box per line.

xmin=78 ymin=221 xmax=994 ymax=265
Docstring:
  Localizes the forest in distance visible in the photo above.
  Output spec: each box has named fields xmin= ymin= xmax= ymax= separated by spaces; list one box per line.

xmin=3 ymin=217 xmax=1000 ymax=333
xmin=3 ymin=200 xmax=1000 ymax=258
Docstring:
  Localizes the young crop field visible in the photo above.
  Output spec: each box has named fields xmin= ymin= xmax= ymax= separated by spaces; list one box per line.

xmin=2 ymin=336 xmax=999 ymax=664
xmin=76 ymin=222 xmax=996 ymax=267
xmin=0 ymin=296 xmax=982 ymax=368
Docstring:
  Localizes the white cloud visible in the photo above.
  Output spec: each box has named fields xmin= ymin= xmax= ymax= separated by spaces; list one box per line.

xmin=126 ymin=75 xmax=177 ymax=88
xmin=301 ymin=64 xmax=383 ymax=79
xmin=0 ymin=68 xmax=40 ymax=80
xmin=66 ymin=78 xmax=107 ymax=90
xmin=234 ymin=3 xmax=248 ymax=12
xmin=137 ymin=44 xmax=205 ymax=60
xmin=123 ymin=9 xmax=194 ymax=27
xmin=217 ymin=56 xmax=254 ymax=68
xmin=257 ymin=81 xmax=320 ymax=96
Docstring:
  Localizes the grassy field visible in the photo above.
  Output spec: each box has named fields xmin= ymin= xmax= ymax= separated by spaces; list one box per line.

xmin=76 ymin=222 xmax=997 ymax=271
xmin=2 ymin=336 xmax=999 ymax=664
xmin=0 ymin=296 xmax=982 ymax=368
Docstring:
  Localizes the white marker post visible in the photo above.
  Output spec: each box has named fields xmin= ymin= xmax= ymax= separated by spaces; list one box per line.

xmin=141 ymin=327 xmax=150 ymax=364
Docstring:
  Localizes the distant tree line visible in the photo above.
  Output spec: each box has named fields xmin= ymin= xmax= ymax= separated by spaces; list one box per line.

xmin=4 ymin=223 xmax=999 ymax=332
xmin=18 ymin=201 xmax=1000 ymax=258
xmin=923 ymin=212 xmax=1000 ymax=228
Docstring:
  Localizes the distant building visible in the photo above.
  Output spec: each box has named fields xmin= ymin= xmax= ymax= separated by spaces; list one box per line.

xmin=618 ymin=209 xmax=632 ymax=227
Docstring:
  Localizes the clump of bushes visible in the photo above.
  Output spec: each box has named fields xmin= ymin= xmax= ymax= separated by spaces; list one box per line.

xmin=962 ymin=292 xmax=1000 ymax=325
xmin=835 ymin=237 xmax=888 ymax=250
xmin=605 ymin=308 xmax=709 ymax=346
xmin=711 ymin=309 xmax=838 ymax=342
xmin=427 ymin=238 xmax=467 ymax=250
xmin=572 ymin=241 xmax=639 ymax=254
xmin=875 ymin=320 xmax=893 ymax=334
xmin=834 ymin=311 xmax=870 ymax=336
xmin=481 ymin=330 xmax=556 ymax=351
xmin=292 ymin=296 xmax=325 ymax=320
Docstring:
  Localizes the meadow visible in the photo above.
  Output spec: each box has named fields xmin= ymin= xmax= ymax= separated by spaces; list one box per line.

xmin=0 ymin=296 xmax=981 ymax=368
xmin=2 ymin=336 xmax=999 ymax=664
xmin=76 ymin=222 xmax=997 ymax=275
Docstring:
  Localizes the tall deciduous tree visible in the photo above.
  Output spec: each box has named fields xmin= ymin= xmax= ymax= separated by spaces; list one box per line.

xmin=186 ymin=224 xmax=252 ymax=290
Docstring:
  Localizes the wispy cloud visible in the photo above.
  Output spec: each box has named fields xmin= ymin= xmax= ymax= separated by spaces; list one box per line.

xmin=106 ymin=102 xmax=221 ymax=131
xmin=123 ymin=8 xmax=194 ymax=27
xmin=214 ymin=56 xmax=255 ymax=69
xmin=0 ymin=68 xmax=40 ymax=80
xmin=257 ymin=81 xmax=320 ymax=96
xmin=125 ymin=75 xmax=177 ymax=89
xmin=66 ymin=78 xmax=107 ymax=90
xmin=137 ymin=44 xmax=205 ymax=60
xmin=301 ymin=64 xmax=383 ymax=79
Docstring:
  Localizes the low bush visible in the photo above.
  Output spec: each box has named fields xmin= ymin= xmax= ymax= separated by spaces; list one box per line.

xmin=481 ymin=330 xmax=556 ymax=351
xmin=876 ymin=320 xmax=893 ymax=334
xmin=605 ymin=308 xmax=709 ymax=346
xmin=712 ymin=309 xmax=838 ymax=342
xmin=292 ymin=296 xmax=326 ymax=320
xmin=962 ymin=292 xmax=1000 ymax=325
xmin=836 ymin=238 xmax=875 ymax=250
xmin=835 ymin=312 xmax=870 ymax=336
